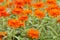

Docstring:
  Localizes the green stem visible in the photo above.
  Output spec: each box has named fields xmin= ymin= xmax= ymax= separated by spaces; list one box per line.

xmin=47 ymin=26 xmax=58 ymax=36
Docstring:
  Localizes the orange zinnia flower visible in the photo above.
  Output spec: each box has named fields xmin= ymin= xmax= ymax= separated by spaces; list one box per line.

xmin=46 ymin=4 xmax=59 ymax=12
xmin=23 ymin=9 xmax=32 ymax=15
xmin=0 ymin=0 xmax=4 ymax=2
xmin=24 ymin=0 xmax=32 ymax=4
xmin=27 ymin=28 xmax=39 ymax=39
xmin=12 ymin=8 xmax=23 ymax=15
xmin=8 ymin=19 xmax=25 ymax=29
xmin=0 ymin=11 xmax=10 ymax=17
xmin=2 ymin=11 xmax=10 ymax=17
xmin=14 ymin=0 xmax=24 ymax=8
xmin=0 ymin=6 xmax=9 ymax=17
xmin=34 ymin=9 xmax=45 ymax=19
xmin=32 ymin=2 xmax=44 ymax=8
xmin=46 ymin=0 xmax=56 ymax=5
xmin=0 ymin=6 xmax=5 ymax=11
xmin=48 ymin=9 xmax=60 ymax=18
xmin=18 ymin=15 xmax=28 ymax=21
xmin=0 ymin=32 xmax=7 ymax=40
xmin=0 ymin=6 xmax=5 ymax=17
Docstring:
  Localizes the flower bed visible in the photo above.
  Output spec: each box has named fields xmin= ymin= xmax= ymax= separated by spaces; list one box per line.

xmin=0 ymin=0 xmax=60 ymax=40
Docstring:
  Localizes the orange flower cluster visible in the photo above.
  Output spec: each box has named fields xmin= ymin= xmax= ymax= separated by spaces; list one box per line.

xmin=12 ymin=8 xmax=23 ymax=15
xmin=48 ymin=8 xmax=60 ymax=17
xmin=0 ymin=0 xmax=60 ymax=39
xmin=10 ymin=0 xmax=32 ymax=8
xmin=45 ymin=0 xmax=60 ymax=23
xmin=14 ymin=0 xmax=24 ymax=8
xmin=27 ymin=28 xmax=39 ymax=39
xmin=32 ymin=2 xmax=44 ymax=8
xmin=46 ymin=0 xmax=56 ymax=5
xmin=0 ymin=6 xmax=10 ymax=17
xmin=8 ymin=19 xmax=25 ymax=29
xmin=34 ymin=9 xmax=45 ymax=19
xmin=46 ymin=3 xmax=60 ymax=18
xmin=0 ymin=0 xmax=4 ymax=2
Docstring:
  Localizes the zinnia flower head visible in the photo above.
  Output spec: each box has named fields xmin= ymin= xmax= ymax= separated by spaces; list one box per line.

xmin=2 ymin=11 xmax=10 ymax=17
xmin=0 ymin=6 xmax=10 ymax=17
xmin=14 ymin=0 xmax=24 ymax=8
xmin=8 ymin=19 xmax=25 ymax=29
xmin=12 ymin=8 xmax=23 ymax=15
xmin=0 ymin=0 xmax=4 ymax=2
xmin=46 ymin=0 xmax=56 ymax=5
xmin=48 ymin=9 xmax=60 ymax=18
xmin=32 ymin=2 xmax=44 ymax=8
xmin=34 ymin=9 xmax=45 ymax=19
xmin=27 ymin=28 xmax=39 ymax=39
xmin=0 ymin=6 xmax=6 ymax=11
xmin=46 ymin=4 xmax=59 ymax=12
